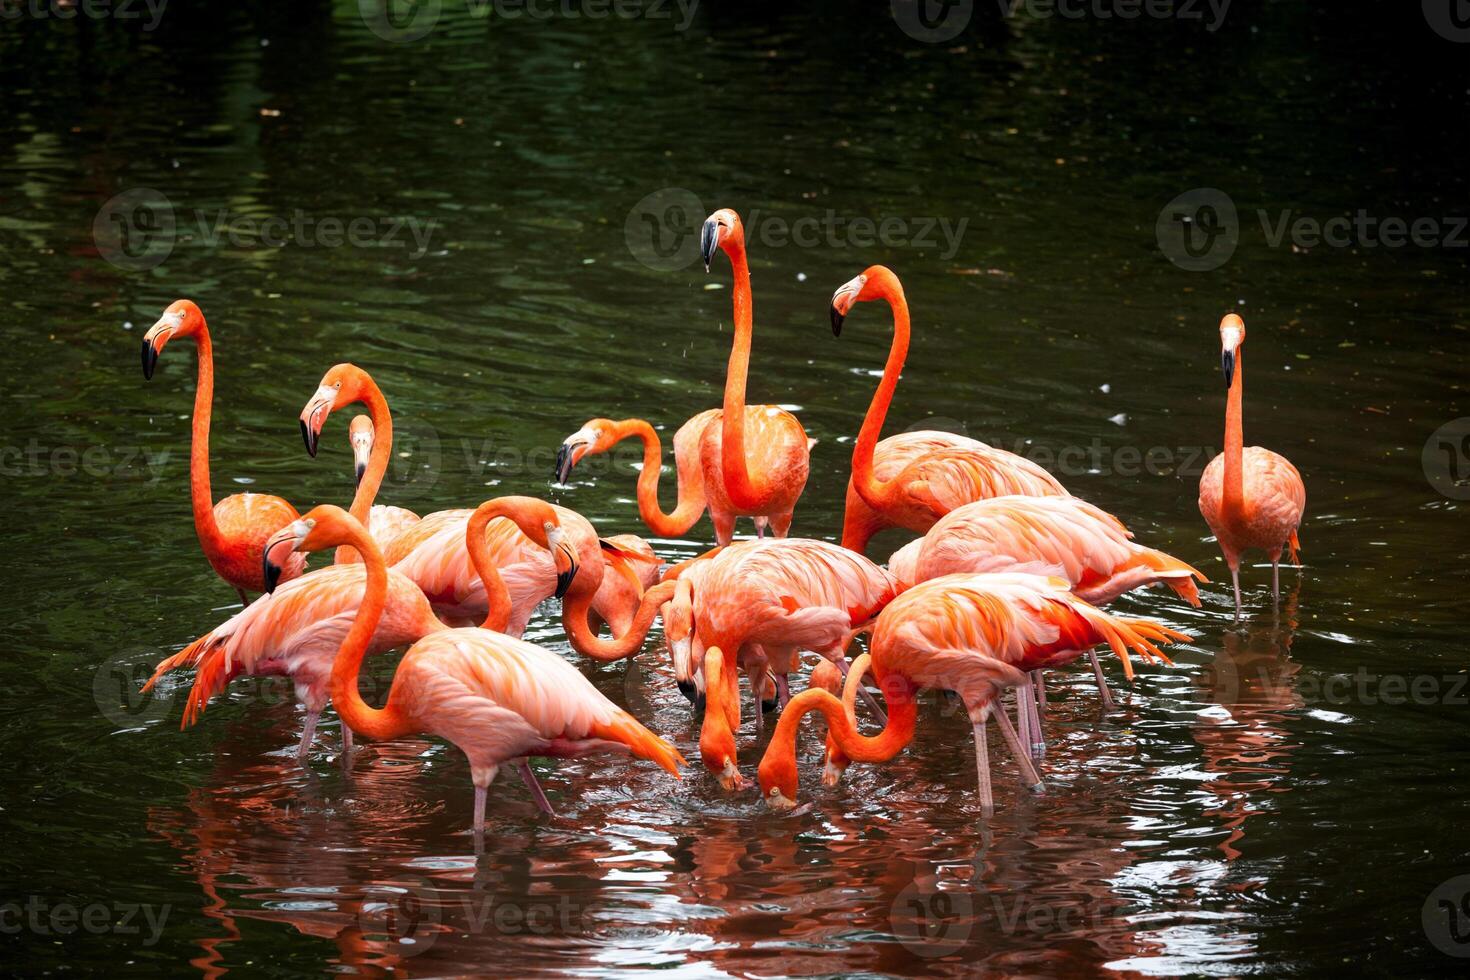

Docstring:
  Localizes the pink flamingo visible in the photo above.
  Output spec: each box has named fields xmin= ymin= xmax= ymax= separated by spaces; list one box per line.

xmin=698 ymin=208 xmax=813 ymax=544
xmin=141 ymin=497 xmax=579 ymax=762
xmin=346 ymin=416 xmax=420 ymax=556
xmin=757 ymin=572 xmax=1190 ymax=814
xmin=1199 ymin=314 xmax=1306 ymax=621
xmin=265 ymin=504 xmax=683 ymax=832
xmin=683 ymin=538 xmax=899 ymax=788
xmin=829 ymin=266 xmax=1068 ymax=555
xmin=140 ymin=300 xmax=303 ymax=600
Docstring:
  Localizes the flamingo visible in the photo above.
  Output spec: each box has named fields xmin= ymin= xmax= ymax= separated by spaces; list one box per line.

xmin=828 ymin=266 xmax=1068 ymax=555
xmin=756 ymin=572 xmax=1191 ymax=814
xmin=264 ymin=504 xmax=684 ymax=832
xmin=697 ymin=208 xmax=812 ymax=544
xmin=140 ymin=300 xmax=303 ymax=600
xmin=682 ymin=538 xmax=899 ymax=788
xmin=140 ymin=497 xmax=579 ymax=762
xmin=1198 ymin=314 xmax=1306 ymax=621
xmin=298 ymin=364 xmax=421 ymax=565
xmin=660 ymin=565 xmax=784 ymax=714
xmin=346 ymin=416 xmax=421 ymax=557
xmin=554 ymin=412 xmax=717 ymax=538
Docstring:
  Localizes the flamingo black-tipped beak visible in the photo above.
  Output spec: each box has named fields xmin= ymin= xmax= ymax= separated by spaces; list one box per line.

xmin=830 ymin=305 xmax=846 ymax=337
xmin=1222 ymin=348 xmax=1236 ymax=389
xmin=262 ymin=530 xmax=297 ymax=595
xmin=554 ymin=546 xmax=579 ymax=600
xmin=553 ymin=442 xmax=575 ymax=485
xmin=301 ymin=418 xmax=319 ymax=458
xmin=354 ymin=460 xmax=367 ymax=488
xmin=677 ymin=679 xmax=698 ymax=704
xmin=700 ymin=216 xmax=720 ymax=272
xmin=141 ymin=339 xmax=159 ymax=380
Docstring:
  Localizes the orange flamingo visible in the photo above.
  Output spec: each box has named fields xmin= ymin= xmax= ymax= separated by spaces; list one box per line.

xmin=756 ymin=572 xmax=1190 ymax=814
xmin=828 ymin=266 xmax=1068 ymax=555
xmin=298 ymin=364 xmax=420 ymax=565
xmin=140 ymin=300 xmax=303 ymax=600
xmin=1198 ymin=314 xmax=1306 ymax=621
xmin=140 ymin=497 xmax=578 ymax=761
xmin=698 ymin=208 xmax=812 ymax=544
xmin=554 ymin=412 xmax=717 ymax=538
xmin=264 ymin=504 xmax=683 ymax=832
xmin=685 ymin=538 xmax=898 ymax=788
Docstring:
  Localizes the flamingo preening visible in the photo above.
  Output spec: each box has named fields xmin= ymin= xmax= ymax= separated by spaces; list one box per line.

xmin=263 ymin=504 xmax=683 ymax=833
xmin=140 ymin=300 xmax=304 ymax=600
xmin=1198 ymin=314 xmax=1306 ymax=621
xmin=756 ymin=572 xmax=1191 ymax=815
xmin=698 ymin=208 xmax=812 ymax=544
xmin=828 ymin=266 xmax=1068 ymax=555
xmin=140 ymin=497 xmax=579 ymax=762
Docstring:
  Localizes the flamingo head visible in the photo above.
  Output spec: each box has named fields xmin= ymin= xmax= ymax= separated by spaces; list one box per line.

xmin=1219 ymin=314 xmax=1246 ymax=389
xmin=828 ymin=265 xmax=898 ymax=336
xmin=300 ymin=363 xmax=368 ymax=458
xmin=663 ymin=578 xmax=703 ymax=708
xmin=498 ymin=497 xmax=579 ymax=599
xmin=262 ymin=505 xmax=358 ymax=592
xmin=698 ymin=648 xmax=747 ymax=791
xmin=140 ymin=300 xmax=204 ymax=379
xmin=699 ymin=208 xmax=744 ymax=272
xmin=553 ymin=419 xmax=616 ymax=485
xmin=348 ymin=415 xmax=374 ymax=488
xmin=757 ymin=741 xmax=800 ymax=811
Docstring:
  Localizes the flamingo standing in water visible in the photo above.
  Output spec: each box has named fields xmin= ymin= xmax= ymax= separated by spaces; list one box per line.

xmin=264 ymin=504 xmax=683 ymax=832
xmin=697 ymin=208 xmax=812 ymax=545
xmin=554 ymin=412 xmax=718 ymax=538
xmin=756 ymin=572 xmax=1190 ymax=814
xmin=139 ymin=300 xmax=303 ymax=600
xmin=682 ymin=538 xmax=898 ymax=788
xmin=1198 ymin=314 xmax=1306 ymax=621
xmin=828 ymin=266 xmax=1068 ymax=555
xmin=141 ymin=497 xmax=579 ymax=762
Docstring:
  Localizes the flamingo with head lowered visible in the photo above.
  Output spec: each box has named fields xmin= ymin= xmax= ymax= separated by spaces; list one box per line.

xmin=757 ymin=572 xmax=1190 ymax=815
xmin=1198 ymin=314 xmax=1305 ymax=622
xmin=263 ymin=504 xmax=683 ymax=833
xmin=828 ymin=266 xmax=1069 ymax=556
xmin=140 ymin=300 xmax=304 ymax=601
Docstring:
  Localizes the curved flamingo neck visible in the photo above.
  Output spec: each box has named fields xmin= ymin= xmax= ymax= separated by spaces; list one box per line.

xmin=185 ymin=323 xmax=228 ymax=561
xmin=719 ymin=237 xmax=765 ymax=510
xmin=617 ymin=419 xmax=704 ymax=537
xmin=465 ymin=501 xmax=523 ymax=632
xmin=852 ymin=271 xmax=911 ymax=512
xmin=563 ymin=579 xmax=676 ymax=662
xmin=338 ymin=376 xmax=393 ymax=565
xmin=1223 ymin=350 xmax=1245 ymax=518
xmin=698 ymin=645 xmax=741 ymax=769
xmin=773 ymin=674 xmax=917 ymax=766
xmin=328 ymin=523 xmax=412 ymax=741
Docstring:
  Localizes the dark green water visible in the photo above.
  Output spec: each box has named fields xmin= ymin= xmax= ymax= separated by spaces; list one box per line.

xmin=3 ymin=2 xmax=1469 ymax=976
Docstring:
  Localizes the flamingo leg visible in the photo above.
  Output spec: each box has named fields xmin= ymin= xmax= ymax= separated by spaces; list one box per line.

xmin=296 ymin=711 xmax=320 ymax=762
xmin=1231 ymin=567 xmax=1243 ymax=623
xmin=770 ymin=512 xmax=794 ymax=539
xmin=473 ymin=785 xmax=487 ymax=834
xmin=1025 ymin=675 xmax=1045 ymax=759
xmin=836 ymin=655 xmax=888 ymax=725
xmin=236 ymin=587 xmax=249 ymax=606
xmin=755 ymin=516 xmax=768 ymax=539
xmin=1089 ymin=651 xmax=1117 ymax=713
xmin=992 ymin=702 xmax=1045 ymax=793
xmin=517 ymin=760 xmax=556 ymax=817
xmin=1272 ymin=559 xmax=1280 ymax=602
xmin=971 ymin=720 xmax=994 ymax=816
xmin=341 ymin=724 xmax=354 ymax=765
xmin=1014 ymin=679 xmax=1032 ymax=755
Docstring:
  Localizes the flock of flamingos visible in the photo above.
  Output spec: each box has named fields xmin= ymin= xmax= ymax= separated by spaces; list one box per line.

xmin=137 ymin=207 xmax=1306 ymax=831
